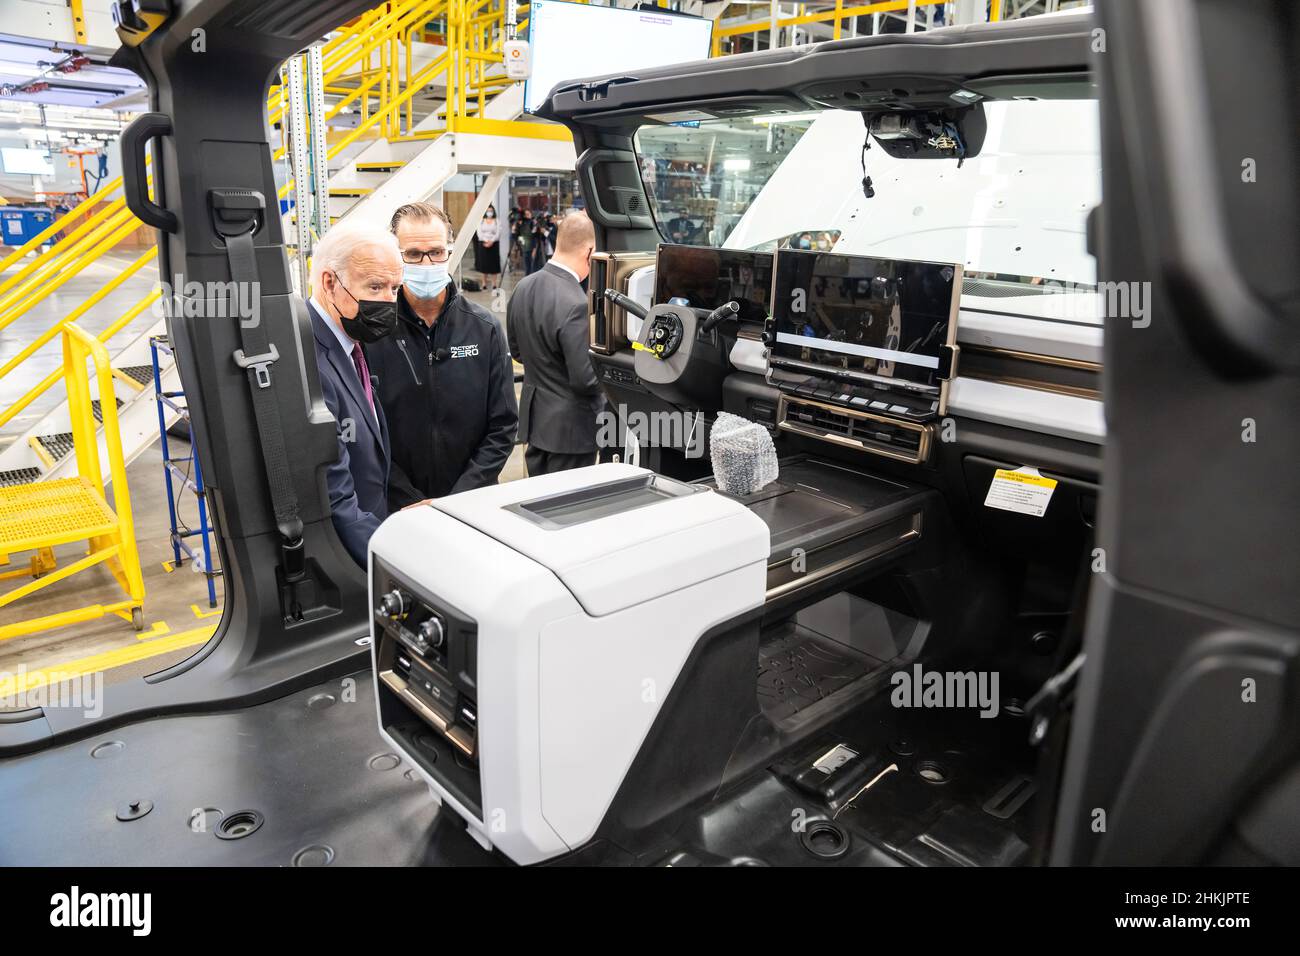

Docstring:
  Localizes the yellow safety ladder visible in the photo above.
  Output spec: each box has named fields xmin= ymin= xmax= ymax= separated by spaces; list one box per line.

xmin=0 ymin=324 xmax=145 ymax=641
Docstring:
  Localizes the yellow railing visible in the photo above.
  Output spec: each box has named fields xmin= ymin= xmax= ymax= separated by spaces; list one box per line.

xmin=277 ymin=0 xmax=548 ymax=199
xmin=0 ymin=323 xmax=145 ymax=641
xmin=271 ymin=0 xmax=447 ymax=161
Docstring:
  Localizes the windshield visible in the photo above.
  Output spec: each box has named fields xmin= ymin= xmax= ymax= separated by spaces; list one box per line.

xmin=634 ymin=97 xmax=1102 ymax=317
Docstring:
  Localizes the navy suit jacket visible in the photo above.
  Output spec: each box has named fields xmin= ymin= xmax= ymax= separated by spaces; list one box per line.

xmin=310 ymin=302 xmax=391 ymax=566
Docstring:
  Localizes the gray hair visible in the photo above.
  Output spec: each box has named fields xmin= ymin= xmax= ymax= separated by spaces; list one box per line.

xmin=309 ymin=225 xmax=400 ymax=296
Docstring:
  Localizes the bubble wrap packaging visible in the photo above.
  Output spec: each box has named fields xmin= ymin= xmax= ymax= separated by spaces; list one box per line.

xmin=710 ymin=412 xmax=779 ymax=496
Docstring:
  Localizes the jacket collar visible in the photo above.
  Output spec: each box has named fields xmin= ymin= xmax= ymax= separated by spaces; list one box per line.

xmin=398 ymin=280 xmax=458 ymax=334
xmin=543 ymin=261 xmax=580 ymax=285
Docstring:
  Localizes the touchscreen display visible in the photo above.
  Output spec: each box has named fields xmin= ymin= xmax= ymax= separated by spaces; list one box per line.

xmin=654 ymin=243 xmax=772 ymax=323
xmin=771 ymin=249 xmax=960 ymax=387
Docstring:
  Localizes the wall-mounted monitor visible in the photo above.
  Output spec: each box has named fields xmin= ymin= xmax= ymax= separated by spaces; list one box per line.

xmin=1 ymin=147 xmax=55 ymax=177
xmin=525 ymin=1 xmax=713 ymax=114
xmin=654 ymin=243 xmax=772 ymax=324
xmin=770 ymin=249 xmax=961 ymax=390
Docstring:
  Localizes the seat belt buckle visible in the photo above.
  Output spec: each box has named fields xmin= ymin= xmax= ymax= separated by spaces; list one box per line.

xmin=233 ymin=344 xmax=279 ymax=388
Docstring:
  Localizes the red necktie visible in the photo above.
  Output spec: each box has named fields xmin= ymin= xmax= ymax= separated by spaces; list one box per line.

xmin=351 ymin=343 xmax=375 ymax=415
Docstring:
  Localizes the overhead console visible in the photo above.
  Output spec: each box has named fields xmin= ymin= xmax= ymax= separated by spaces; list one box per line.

xmin=765 ymin=249 xmax=961 ymax=465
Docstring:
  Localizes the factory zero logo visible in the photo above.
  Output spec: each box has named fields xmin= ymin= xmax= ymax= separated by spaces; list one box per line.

xmin=449 ymin=343 xmax=479 ymax=359
xmin=153 ymin=275 xmax=261 ymax=326
xmin=49 ymin=886 xmax=151 ymax=936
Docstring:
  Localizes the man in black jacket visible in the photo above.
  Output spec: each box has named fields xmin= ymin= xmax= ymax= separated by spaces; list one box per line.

xmin=365 ymin=201 xmax=518 ymax=509
xmin=507 ymin=210 xmax=603 ymax=475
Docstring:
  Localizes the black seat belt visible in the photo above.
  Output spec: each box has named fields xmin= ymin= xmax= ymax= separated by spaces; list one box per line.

xmin=209 ymin=188 xmax=307 ymax=606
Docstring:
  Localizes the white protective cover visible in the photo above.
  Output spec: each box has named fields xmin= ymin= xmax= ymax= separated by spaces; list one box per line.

xmin=370 ymin=463 xmax=771 ymax=863
xmin=430 ymin=463 xmax=770 ymax=616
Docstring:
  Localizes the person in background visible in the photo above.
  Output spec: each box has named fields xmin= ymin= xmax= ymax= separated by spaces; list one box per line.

xmin=545 ymin=213 xmax=558 ymax=257
xmin=527 ymin=215 xmax=550 ymax=275
xmin=666 ymin=207 xmax=695 ymax=244
xmin=517 ymin=210 xmax=536 ymax=275
xmin=507 ymin=210 xmax=603 ymax=476
xmin=474 ymin=204 xmax=502 ymax=292
xmin=365 ymin=201 xmax=518 ymax=509
xmin=306 ymin=225 xmax=403 ymax=566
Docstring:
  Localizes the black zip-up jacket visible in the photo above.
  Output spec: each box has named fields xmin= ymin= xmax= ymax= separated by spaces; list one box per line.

xmin=365 ymin=280 xmax=518 ymax=509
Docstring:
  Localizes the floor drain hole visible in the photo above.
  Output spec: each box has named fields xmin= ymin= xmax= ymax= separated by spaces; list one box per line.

xmin=215 ymin=809 xmax=264 ymax=840
xmin=916 ymin=760 xmax=950 ymax=784
xmin=799 ymin=820 xmax=850 ymax=860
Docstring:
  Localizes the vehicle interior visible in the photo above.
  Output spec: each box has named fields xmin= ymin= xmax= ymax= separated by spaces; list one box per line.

xmin=0 ymin=0 xmax=1296 ymax=868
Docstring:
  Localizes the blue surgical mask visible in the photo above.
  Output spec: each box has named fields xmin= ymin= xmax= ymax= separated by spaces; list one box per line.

xmin=403 ymin=263 xmax=450 ymax=300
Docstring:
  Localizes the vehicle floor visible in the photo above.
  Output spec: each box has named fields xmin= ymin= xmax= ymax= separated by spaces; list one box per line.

xmin=624 ymin=690 xmax=1041 ymax=866
xmin=0 ymin=666 xmax=1038 ymax=867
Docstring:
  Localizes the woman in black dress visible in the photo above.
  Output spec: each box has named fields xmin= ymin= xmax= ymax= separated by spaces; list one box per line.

xmin=473 ymin=204 xmax=502 ymax=291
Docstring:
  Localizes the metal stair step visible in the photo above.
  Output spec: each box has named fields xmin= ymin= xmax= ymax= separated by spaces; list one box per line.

xmin=117 ymin=364 xmax=155 ymax=387
xmin=91 ymin=397 xmax=125 ymax=424
xmin=33 ymin=432 xmax=74 ymax=465
xmin=0 ymin=467 xmax=41 ymax=488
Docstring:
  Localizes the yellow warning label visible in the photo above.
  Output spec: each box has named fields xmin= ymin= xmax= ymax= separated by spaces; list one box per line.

xmin=992 ymin=468 xmax=1057 ymax=489
xmin=985 ymin=466 xmax=1058 ymax=517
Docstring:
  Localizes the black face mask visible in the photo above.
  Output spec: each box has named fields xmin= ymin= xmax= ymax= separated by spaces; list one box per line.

xmin=332 ymin=276 xmax=396 ymax=344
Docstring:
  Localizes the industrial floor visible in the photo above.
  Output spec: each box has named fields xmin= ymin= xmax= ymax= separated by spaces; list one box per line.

xmin=0 ymin=247 xmax=525 ymax=706
xmin=0 ymin=658 xmax=1036 ymax=866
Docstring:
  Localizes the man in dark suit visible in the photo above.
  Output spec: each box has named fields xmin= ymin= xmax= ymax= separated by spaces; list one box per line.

xmin=307 ymin=225 xmax=404 ymax=566
xmin=507 ymin=210 xmax=603 ymax=475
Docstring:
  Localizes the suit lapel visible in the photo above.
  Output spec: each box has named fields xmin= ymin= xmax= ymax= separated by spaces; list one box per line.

xmin=310 ymin=302 xmax=384 ymax=451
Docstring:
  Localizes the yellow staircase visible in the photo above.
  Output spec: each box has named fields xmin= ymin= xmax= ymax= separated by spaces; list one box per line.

xmin=0 ymin=324 xmax=145 ymax=642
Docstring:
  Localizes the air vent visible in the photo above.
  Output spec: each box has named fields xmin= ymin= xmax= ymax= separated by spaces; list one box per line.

xmin=962 ymin=277 xmax=1093 ymax=299
xmin=778 ymin=396 xmax=931 ymax=464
